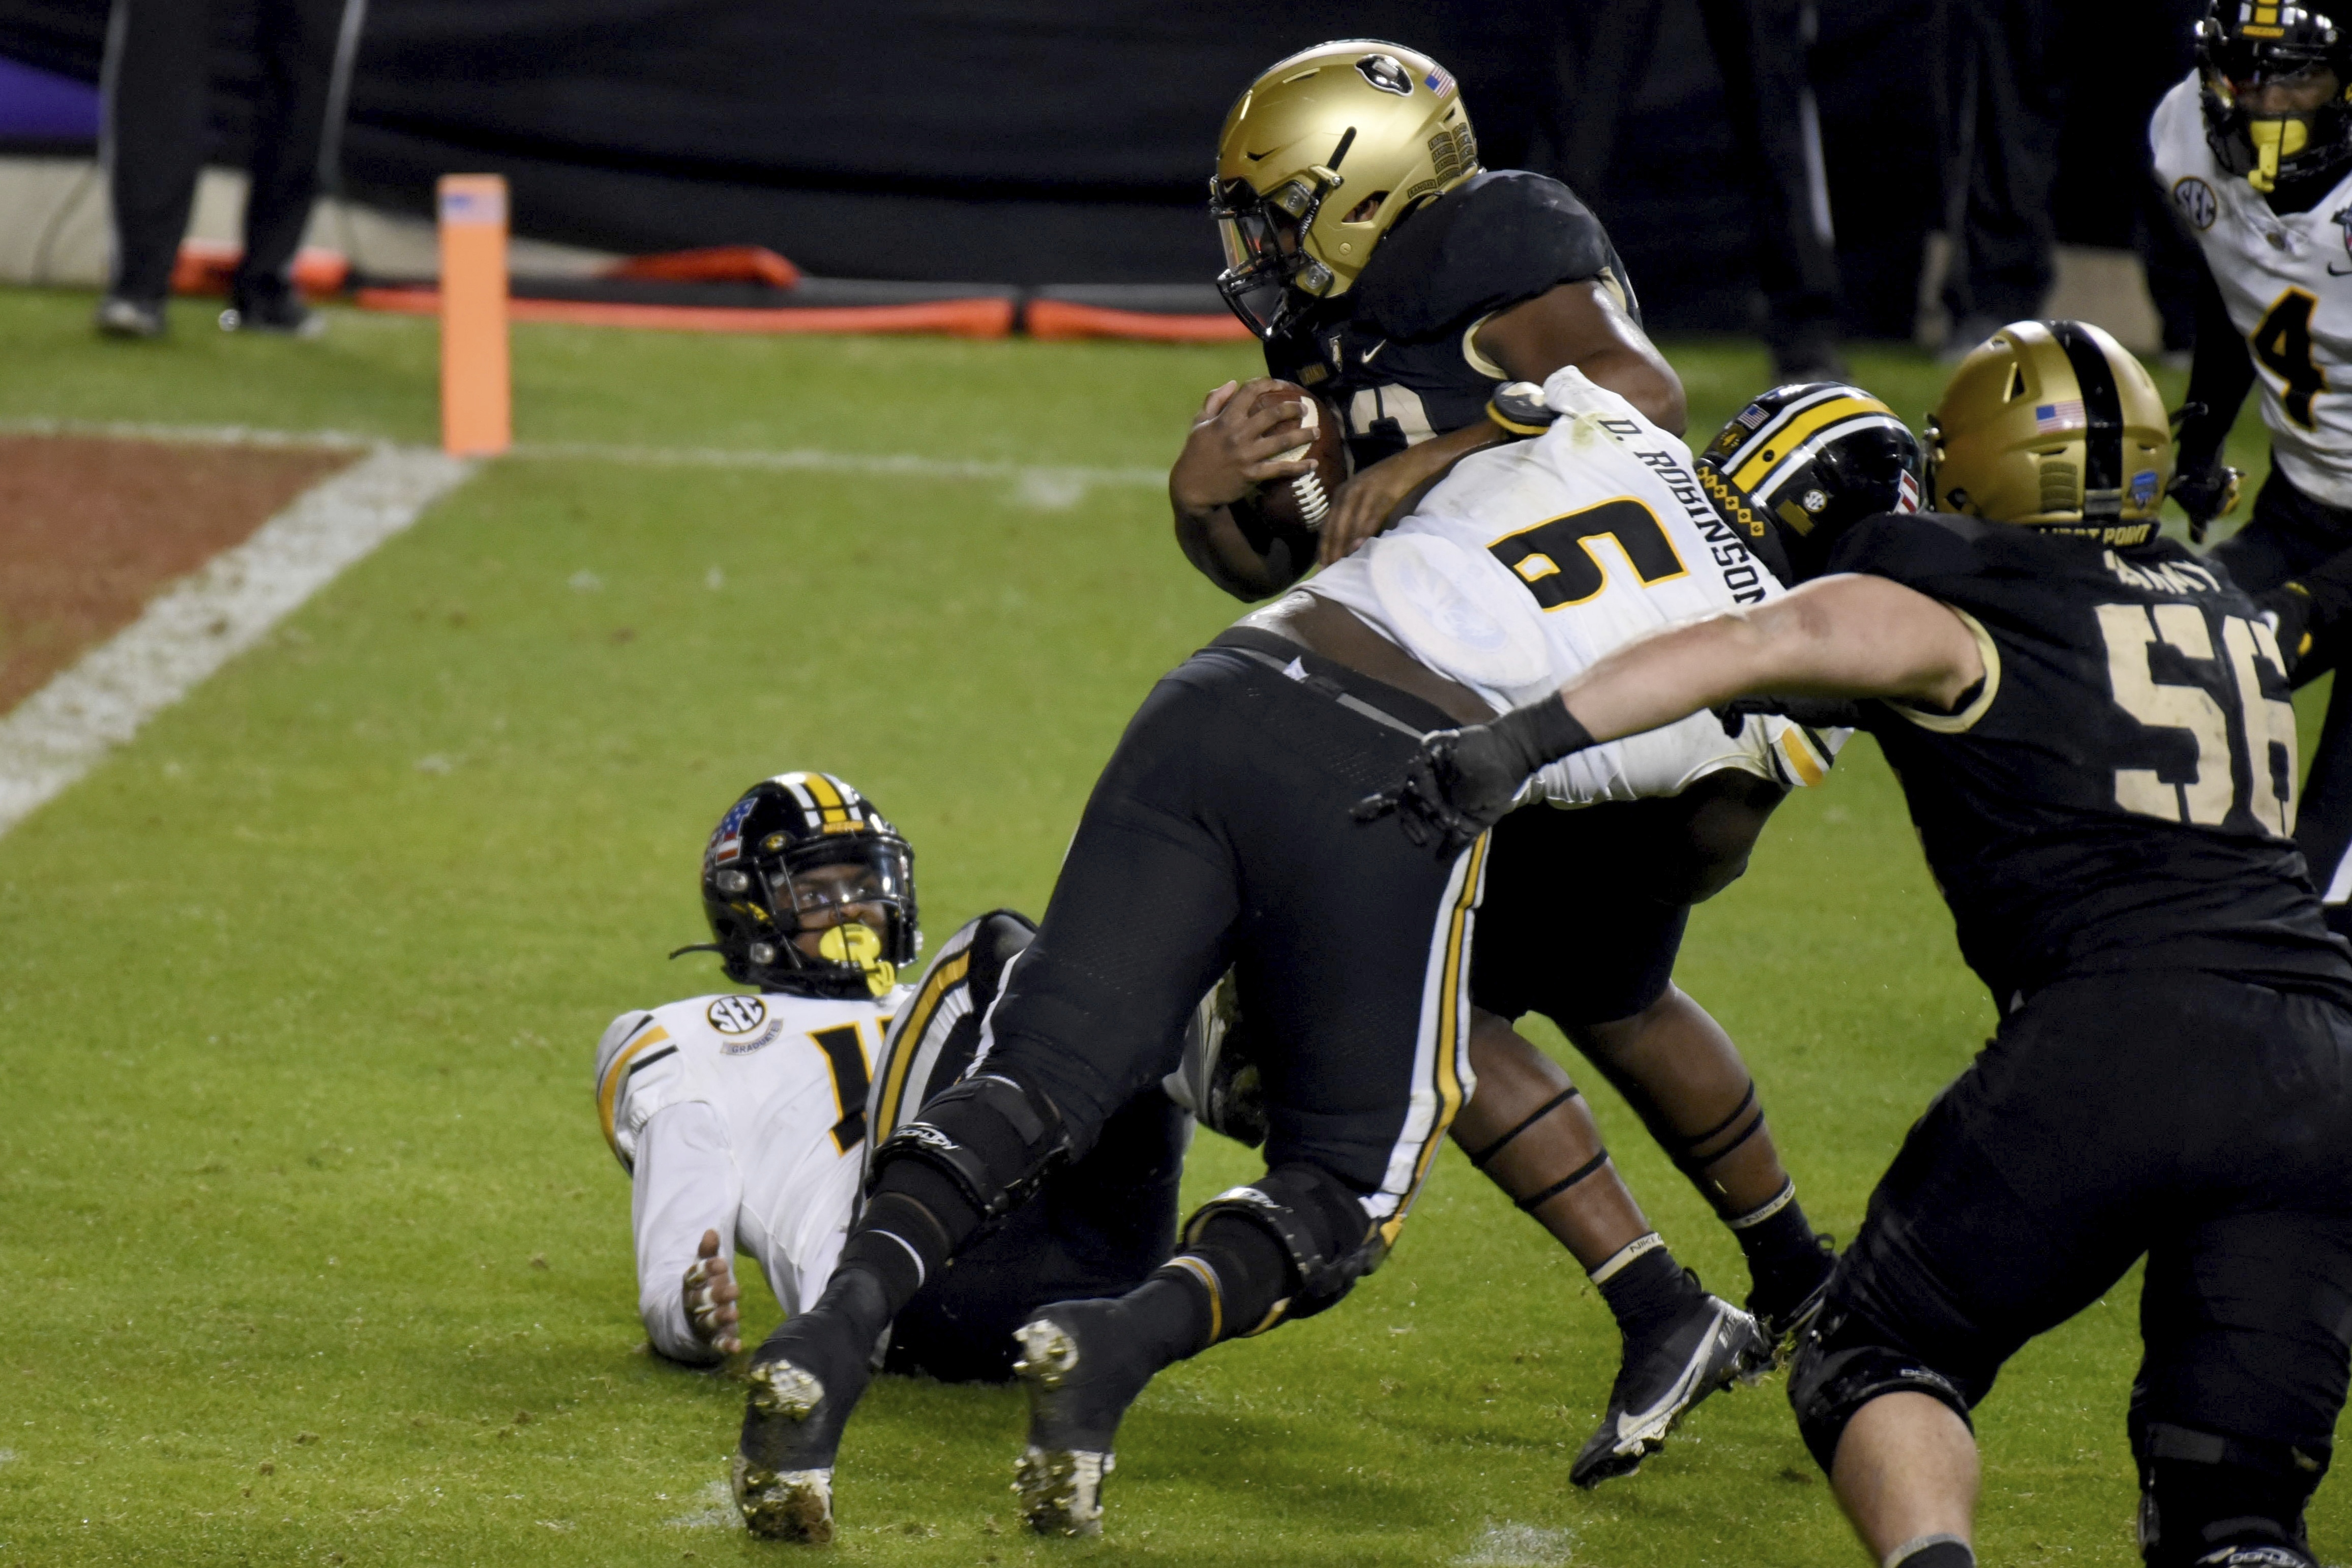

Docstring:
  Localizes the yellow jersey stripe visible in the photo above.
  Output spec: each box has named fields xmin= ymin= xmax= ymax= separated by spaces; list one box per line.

xmin=597 ymin=1024 xmax=672 ymax=1153
xmin=876 ymin=951 xmax=971 ymax=1137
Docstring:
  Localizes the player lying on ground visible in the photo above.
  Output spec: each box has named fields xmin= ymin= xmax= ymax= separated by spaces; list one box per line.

xmin=1364 ymin=320 xmax=2352 ymax=1568
xmin=1173 ymin=39 xmax=1851 ymax=1485
xmin=2155 ymin=1 xmax=2352 ymax=941
xmin=593 ymin=773 xmax=1186 ymax=1402
xmin=724 ymin=363 xmax=1918 ymax=1543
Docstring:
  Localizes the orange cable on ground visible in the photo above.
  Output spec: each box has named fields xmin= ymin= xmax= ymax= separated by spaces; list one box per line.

xmin=1025 ymin=298 xmax=1253 ymax=343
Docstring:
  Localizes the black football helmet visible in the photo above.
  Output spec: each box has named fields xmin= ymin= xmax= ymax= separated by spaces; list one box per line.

xmin=1695 ymin=382 xmax=1925 ymax=583
xmin=693 ymin=771 xmax=917 ymax=1000
xmin=2197 ymin=0 xmax=2352 ymax=194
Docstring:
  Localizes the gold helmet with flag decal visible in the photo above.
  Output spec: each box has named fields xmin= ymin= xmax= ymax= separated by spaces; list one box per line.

xmin=689 ymin=771 xmax=917 ymax=1000
xmin=1924 ymin=320 xmax=2172 ymax=544
xmin=1210 ymin=40 xmax=1480 ymax=339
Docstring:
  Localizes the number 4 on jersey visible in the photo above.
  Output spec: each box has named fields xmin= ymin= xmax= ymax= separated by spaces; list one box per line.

xmin=2251 ymin=289 xmax=2327 ymax=430
xmin=2097 ymin=603 xmax=2298 ymax=834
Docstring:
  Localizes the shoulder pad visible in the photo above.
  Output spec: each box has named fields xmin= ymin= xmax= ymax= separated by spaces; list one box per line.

xmin=593 ymin=1009 xmax=659 ymax=1083
xmin=1353 ymin=170 xmax=1620 ymax=341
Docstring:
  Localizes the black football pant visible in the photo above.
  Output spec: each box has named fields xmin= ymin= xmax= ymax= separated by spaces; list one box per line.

xmin=1811 ymin=970 xmax=2352 ymax=1475
xmin=978 ymin=628 xmax=1482 ymax=1252
xmin=2214 ymin=469 xmax=2352 ymax=936
xmin=102 ymin=0 xmax=351 ymax=304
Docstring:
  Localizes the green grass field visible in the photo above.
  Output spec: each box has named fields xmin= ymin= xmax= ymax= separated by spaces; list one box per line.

xmin=0 ymin=285 xmax=2335 ymax=1567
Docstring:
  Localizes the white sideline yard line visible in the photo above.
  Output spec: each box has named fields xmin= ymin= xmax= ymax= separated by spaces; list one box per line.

xmin=0 ymin=417 xmax=1166 ymax=490
xmin=0 ymin=446 xmax=475 ymax=839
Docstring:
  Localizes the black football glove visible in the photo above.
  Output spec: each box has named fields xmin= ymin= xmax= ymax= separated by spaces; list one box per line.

xmin=1354 ymin=698 xmax=1595 ymax=857
xmin=2168 ymin=461 xmax=2243 ymax=545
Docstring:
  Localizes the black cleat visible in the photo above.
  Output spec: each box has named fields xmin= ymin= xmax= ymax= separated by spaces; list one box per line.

xmin=1571 ymin=1288 xmax=1767 ymax=1489
xmin=1746 ymin=1233 xmax=1837 ymax=1369
xmin=733 ymin=1287 xmax=882 ymax=1543
xmin=1010 ymin=1300 xmax=1162 ymax=1536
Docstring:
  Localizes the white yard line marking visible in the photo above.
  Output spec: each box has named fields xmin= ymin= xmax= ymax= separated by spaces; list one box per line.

xmin=0 ymin=417 xmax=1165 ymax=489
xmin=0 ymin=445 xmax=475 ymax=838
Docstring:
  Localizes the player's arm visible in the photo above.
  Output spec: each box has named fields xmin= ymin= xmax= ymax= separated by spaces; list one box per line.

xmin=632 ymin=1101 xmax=745 ymax=1363
xmin=1316 ymin=279 xmax=1687 ymax=566
xmin=1359 ymin=575 xmax=1984 ymax=850
xmin=1171 ymin=378 xmax=1322 ymax=600
xmin=2172 ymin=254 xmax=2255 ymax=541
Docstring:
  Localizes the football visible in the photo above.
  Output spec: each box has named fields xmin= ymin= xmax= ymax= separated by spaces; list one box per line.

xmin=1252 ymin=381 xmax=1348 ymax=532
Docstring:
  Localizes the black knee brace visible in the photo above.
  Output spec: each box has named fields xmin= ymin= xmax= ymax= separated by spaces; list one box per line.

xmin=2133 ymin=1418 xmax=2327 ymax=1568
xmin=1787 ymin=1307 xmax=1974 ymax=1473
xmin=1181 ymin=1162 xmax=1380 ymax=1326
xmin=867 ymin=1071 xmax=1071 ymax=1227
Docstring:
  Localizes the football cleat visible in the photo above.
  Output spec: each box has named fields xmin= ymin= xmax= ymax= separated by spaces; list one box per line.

xmin=1745 ymin=1233 xmax=1837 ymax=1371
xmin=1010 ymin=1301 xmax=1161 ymax=1536
xmin=1570 ymin=1289 xmax=1768 ymax=1489
xmin=733 ymin=1309 xmax=876 ymax=1543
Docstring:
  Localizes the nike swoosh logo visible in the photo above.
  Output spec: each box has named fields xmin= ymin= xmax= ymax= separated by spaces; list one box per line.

xmin=2332 ymin=263 xmax=2352 ymax=275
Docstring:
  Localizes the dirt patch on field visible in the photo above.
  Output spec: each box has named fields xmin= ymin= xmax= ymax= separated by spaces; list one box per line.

xmin=0 ymin=435 xmax=356 ymax=713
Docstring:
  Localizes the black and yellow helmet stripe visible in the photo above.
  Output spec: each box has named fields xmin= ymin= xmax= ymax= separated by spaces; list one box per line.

xmin=1721 ymin=390 xmax=1907 ymax=502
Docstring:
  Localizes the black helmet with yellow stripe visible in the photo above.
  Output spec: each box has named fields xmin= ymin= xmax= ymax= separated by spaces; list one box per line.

xmin=2197 ymin=0 xmax=2352 ymax=195
xmin=694 ymin=771 xmax=918 ymax=1000
xmin=1695 ymin=382 xmax=1925 ymax=581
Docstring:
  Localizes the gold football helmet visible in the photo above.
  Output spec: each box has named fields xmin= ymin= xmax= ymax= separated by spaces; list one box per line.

xmin=1211 ymin=40 xmax=1480 ymax=339
xmin=1925 ymin=319 xmax=2172 ymax=545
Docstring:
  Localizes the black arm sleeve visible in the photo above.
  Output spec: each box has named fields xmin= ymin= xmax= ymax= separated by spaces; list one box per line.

xmin=2178 ymin=251 xmax=2255 ymax=473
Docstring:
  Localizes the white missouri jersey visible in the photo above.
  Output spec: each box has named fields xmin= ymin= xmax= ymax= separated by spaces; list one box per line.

xmin=1304 ymin=366 xmax=1839 ymax=803
xmin=2153 ymin=74 xmax=2352 ymax=507
xmin=593 ymin=983 xmax=907 ymax=1354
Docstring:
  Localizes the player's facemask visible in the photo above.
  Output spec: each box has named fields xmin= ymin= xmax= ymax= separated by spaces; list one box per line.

xmin=2198 ymin=3 xmax=2352 ymax=194
xmin=756 ymin=843 xmax=908 ymax=998
xmin=1212 ymin=175 xmax=1336 ymax=340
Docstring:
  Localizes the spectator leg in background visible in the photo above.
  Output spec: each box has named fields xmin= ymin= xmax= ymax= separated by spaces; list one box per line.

xmin=1934 ymin=0 xmax=2064 ymax=338
xmin=102 ymin=0 xmax=216 ymax=305
xmin=236 ymin=0 xmax=352 ymax=304
xmin=1696 ymin=0 xmax=1845 ymax=379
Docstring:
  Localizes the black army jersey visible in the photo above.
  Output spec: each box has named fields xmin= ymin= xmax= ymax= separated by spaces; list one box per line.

xmin=1825 ymin=512 xmax=2352 ymax=1005
xmin=1264 ymin=170 xmax=1635 ymax=471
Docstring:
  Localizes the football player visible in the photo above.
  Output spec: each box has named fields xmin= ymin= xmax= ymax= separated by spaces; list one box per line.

xmin=594 ymin=774 xmax=1186 ymax=1414
xmin=727 ymin=367 xmax=1913 ymax=1541
xmin=1172 ymin=38 xmax=1852 ymax=1487
xmin=2154 ymin=2 xmax=2352 ymax=937
xmin=1366 ymin=320 xmax=2352 ymax=1568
